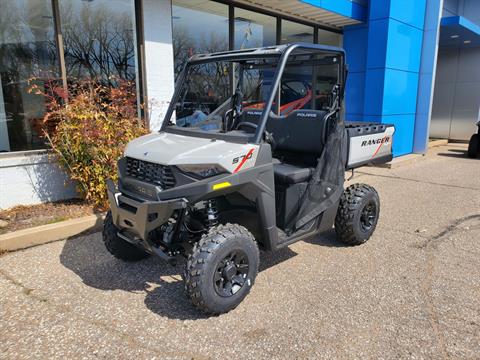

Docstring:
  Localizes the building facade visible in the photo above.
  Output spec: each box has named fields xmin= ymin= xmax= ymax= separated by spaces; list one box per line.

xmin=0 ymin=0 xmax=479 ymax=208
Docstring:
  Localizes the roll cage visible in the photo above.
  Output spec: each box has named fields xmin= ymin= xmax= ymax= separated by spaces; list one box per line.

xmin=160 ymin=43 xmax=347 ymax=144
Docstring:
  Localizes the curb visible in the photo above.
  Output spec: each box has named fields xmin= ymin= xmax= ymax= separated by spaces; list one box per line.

xmin=387 ymin=153 xmax=425 ymax=169
xmin=371 ymin=153 xmax=425 ymax=169
xmin=0 ymin=214 xmax=105 ymax=252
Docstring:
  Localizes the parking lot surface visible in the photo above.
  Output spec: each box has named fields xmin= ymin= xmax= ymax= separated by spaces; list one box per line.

xmin=1 ymin=144 xmax=479 ymax=359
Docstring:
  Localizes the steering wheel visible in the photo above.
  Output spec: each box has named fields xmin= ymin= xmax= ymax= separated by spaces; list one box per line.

xmin=236 ymin=122 xmax=258 ymax=131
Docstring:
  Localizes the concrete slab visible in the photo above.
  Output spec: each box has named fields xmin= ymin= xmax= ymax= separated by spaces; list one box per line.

xmin=0 ymin=144 xmax=479 ymax=359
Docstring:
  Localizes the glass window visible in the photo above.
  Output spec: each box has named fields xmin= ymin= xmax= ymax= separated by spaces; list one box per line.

xmin=168 ymin=53 xmax=342 ymax=134
xmin=174 ymin=61 xmax=232 ymax=130
xmin=279 ymin=54 xmax=341 ymax=114
xmin=317 ymin=28 xmax=342 ymax=46
xmin=0 ymin=0 xmax=59 ymax=152
xmin=172 ymin=0 xmax=229 ymax=78
xmin=59 ymin=0 xmax=138 ymax=83
xmin=234 ymin=8 xmax=276 ymax=49
xmin=171 ymin=59 xmax=274 ymax=131
xmin=281 ymin=20 xmax=314 ymax=44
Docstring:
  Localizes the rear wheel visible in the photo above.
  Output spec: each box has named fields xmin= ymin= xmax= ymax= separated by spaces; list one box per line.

xmin=335 ymin=184 xmax=380 ymax=245
xmin=467 ymin=134 xmax=479 ymax=158
xmin=102 ymin=211 xmax=149 ymax=261
xmin=184 ymin=223 xmax=259 ymax=315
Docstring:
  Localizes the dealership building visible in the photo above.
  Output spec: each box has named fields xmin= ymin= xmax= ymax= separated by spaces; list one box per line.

xmin=0 ymin=0 xmax=479 ymax=208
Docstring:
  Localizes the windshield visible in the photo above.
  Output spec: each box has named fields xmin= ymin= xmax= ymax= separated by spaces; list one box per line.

xmin=167 ymin=52 xmax=341 ymax=134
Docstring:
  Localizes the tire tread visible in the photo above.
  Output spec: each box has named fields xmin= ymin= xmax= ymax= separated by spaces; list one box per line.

xmin=184 ymin=223 xmax=259 ymax=314
xmin=335 ymin=183 xmax=379 ymax=245
xmin=102 ymin=211 xmax=149 ymax=261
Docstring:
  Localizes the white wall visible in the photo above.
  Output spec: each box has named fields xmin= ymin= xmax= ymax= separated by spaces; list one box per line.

xmin=0 ymin=152 xmax=77 ymax=209
xmin=142 ymin=0 xmax=175 ymax=131
xmin=0 ymin=81 xmax=10 ymax=152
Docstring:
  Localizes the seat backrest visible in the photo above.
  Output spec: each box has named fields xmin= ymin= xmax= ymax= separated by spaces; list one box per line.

xmin=239 ymin=109 xmax=329 ymax=154
xmin=266 ymin=110 xmax=328 ymax=154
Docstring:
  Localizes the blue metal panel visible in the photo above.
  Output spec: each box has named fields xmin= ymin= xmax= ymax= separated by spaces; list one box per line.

xmin=389 ymin=0 xmax=427 ymax=30
xmin=346 ymin=114 xmax=366 ymax=122
xmin=385 ymin=19 xmax=423 ymax=72
xmin=365 ymin=114 xmax=415 ymax=156
xmin=369 ymin=0 xmax=427 ymax=30
xmin=363 ymin=69 xmax=385 ymax=115
xmin=300 ymin=0 xmax=367 ymax=22
xmin=368 ymin=0 xmax=391 ymax=21
xmin=344 ymin=0 xmax=436 ymax=157
xmin=365 ymin=19 xmax=389 ymax=69
xmin=388 ymin=114 xmax=416 ymax=156
xmin=364 ymin=69 xmax=419 ymax=116
xmin=383 ymin=69 xmax=419 ymax=115
xmin=345 ymin=71 xmax=366 ymax=115
xmin=343 ymin=24 xmax=368 ymax=72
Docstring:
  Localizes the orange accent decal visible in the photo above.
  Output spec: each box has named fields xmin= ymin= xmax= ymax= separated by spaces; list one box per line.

xmin=233 ymin=148 xmax=255 ymax=173
xmin=370 ymin=136 xmax=389 ymax=160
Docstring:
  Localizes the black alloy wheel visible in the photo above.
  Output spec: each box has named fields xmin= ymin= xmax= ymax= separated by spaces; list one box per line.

xmin=360 ymin=201 xmax=377 ymax=233
xmin=213 ymin=250 xmax=250 ymax=297
xmin=335 ymin=184 xmax=380 ymax=245
xmin=184 ymin=223 xmax=259 ymax=314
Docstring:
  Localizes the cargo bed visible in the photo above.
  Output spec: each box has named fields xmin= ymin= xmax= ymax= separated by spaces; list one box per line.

xmin=345 ymin=122 xmax=395 ymax=169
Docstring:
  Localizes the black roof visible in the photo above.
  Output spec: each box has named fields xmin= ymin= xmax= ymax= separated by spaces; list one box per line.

xmin=188 ymin=42 xmax=345 ymax=64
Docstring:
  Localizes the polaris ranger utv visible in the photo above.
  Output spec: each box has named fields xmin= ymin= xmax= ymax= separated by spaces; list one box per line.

xmin=104 ymin=43 xmax=395 ymax=314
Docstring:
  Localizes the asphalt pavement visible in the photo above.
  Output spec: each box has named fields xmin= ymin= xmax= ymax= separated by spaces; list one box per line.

xmin=1 ymin=144 xmax=479 ymax=359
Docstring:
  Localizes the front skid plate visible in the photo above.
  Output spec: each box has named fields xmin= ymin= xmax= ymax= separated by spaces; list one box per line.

xmin=107 ymin=179 xmax=186 ymax=241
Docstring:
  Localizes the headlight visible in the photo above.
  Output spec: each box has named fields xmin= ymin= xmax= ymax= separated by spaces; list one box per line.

xmin=176 ymin=164 xmax=226 ymax=178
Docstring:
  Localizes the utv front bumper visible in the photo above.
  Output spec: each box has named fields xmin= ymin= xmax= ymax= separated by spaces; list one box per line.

xmin=106 ymin=179 xmax=187 ymax=242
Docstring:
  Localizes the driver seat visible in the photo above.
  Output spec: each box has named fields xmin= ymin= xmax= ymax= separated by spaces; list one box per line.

xmin=238 ymin=109 xmax=328 ymax=185
xmin=273 ymin=163 xmax=314 ymax=184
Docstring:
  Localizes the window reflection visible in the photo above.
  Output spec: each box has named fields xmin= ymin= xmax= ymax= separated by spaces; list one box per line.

xmin=281 ymin=20 xmax=314 ymax=44
xmin=317 ymin=28 xmax=341 ymax=46
xmin=59 ymin=0 xmax=138 ymax=83
xmin=234 ymin=9 xmax=276 ymax=49
xmin=0 ymin=0 xmax=59 ymax=152
xmin=0 ymin=0 xmax=343 ymax=154
xmin=172 ymin=0 xmax=229 ymax=79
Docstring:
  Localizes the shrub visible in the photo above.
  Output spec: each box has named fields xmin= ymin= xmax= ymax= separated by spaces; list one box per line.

xmin=32 ymin=79 xmax=147 ymax=209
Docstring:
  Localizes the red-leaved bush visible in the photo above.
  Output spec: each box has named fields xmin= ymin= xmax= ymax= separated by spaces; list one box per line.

xmin=30 ymin=78 xmax=147 ymax=208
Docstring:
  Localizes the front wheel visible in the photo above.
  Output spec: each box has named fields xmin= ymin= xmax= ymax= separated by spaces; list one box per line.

xmin=335 ymin=184 xmax=380 ymax=245
xmin=468 ymin=134 xmax=479 ymax=158
xmin=184 ymin=223 xmax=259 ymax=315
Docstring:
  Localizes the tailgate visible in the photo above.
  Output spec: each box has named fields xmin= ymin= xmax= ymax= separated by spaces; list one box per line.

xmin=346 ymin=122 xmax=395 ymax=169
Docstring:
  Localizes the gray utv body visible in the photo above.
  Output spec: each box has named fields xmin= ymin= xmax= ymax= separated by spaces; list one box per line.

xmin=104 ymin=43 xmax=395 ymax=314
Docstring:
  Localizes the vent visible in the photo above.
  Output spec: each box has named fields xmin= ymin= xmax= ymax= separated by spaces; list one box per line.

xmin=125 ymin=157 xmax=176 ymax=189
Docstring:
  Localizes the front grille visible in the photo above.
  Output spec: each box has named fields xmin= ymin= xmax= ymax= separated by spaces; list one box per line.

xmin=125 ymin=157 xmax=176 ymax=189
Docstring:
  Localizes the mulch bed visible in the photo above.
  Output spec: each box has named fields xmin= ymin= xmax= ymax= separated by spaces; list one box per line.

xmin=0 ymin=199 xmax=99 ymax=235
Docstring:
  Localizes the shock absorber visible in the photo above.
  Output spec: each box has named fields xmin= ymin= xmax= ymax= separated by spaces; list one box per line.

xmin=205 ymin=199 xmax=219 ymax=228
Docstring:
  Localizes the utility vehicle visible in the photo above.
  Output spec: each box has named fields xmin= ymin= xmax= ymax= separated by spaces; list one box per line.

xmin=467 ymin=120 xmax=480 ymax=158
xmin=103 ymin=43 xmax=395 ymax=314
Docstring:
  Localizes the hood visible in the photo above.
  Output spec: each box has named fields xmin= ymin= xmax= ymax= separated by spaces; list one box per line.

xmin=124 ymin=131 xmax=259 ymax=173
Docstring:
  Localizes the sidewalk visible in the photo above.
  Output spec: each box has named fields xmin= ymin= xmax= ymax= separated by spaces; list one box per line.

xmin=1 ymin=144 xmax=479 ymax=359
